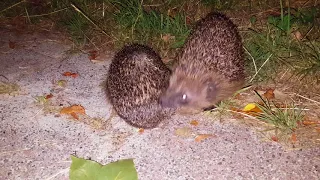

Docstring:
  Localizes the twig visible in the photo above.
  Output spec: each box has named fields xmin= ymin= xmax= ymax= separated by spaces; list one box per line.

xmin=22 ymin=8 xmax=69 ymax=18
xmin=243 ymin=46 xmax=257 ymax=74
xmin=70 ymin=3 xmax=109 ymax=37
xmin=0 ymin=0 xmax=26 ymax=13
xmin=250 ymin=53 xmax=273 ymax=82
xmin=294 ymin=93 xmax=320 ymax=105
xmin=225 ymin=109 xmax=258 ymax=120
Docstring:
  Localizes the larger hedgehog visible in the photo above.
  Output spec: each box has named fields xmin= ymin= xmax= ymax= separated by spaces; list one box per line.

xmin=160 ymin=12 xmax=245 ymax=112
xmin=106 ymin=44 xmax=173 ymax=129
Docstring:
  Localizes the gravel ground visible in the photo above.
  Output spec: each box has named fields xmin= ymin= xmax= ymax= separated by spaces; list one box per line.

xmin=0 ymin=26 xmax=319 ymax=180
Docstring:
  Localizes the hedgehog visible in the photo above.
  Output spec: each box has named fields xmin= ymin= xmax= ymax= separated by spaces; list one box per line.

xmin=106 ymin=44 xmax=173 ymax=129
xmin=160 ymin=12 xmax=245 ymax=112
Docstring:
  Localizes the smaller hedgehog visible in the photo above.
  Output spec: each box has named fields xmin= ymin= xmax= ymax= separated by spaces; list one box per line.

xmin=106 ymin=44 xmax=173 ymax=129
xmin=160 ymin=12 xmax=245 ymax=112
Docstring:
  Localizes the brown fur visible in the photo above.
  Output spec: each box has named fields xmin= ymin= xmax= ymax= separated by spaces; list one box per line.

xmin=106 ymin=44 xmax=173 ymax=128
xmin=160 ymin=12 xmax=245 ymax=112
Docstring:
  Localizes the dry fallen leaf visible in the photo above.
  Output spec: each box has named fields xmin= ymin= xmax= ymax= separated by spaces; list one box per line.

xmin=263 ymin=88 xmax=275 ymax=100
xmin=167 ymin=7 xmax=178 ymax=17
xmin=302 ymin=120 xmax=319 ymax=126
xmin=233 ymin=93 xmax=243 ymax=100
xmin=230 ymin=107 xmax=245 ymax=119
xmin=88 ymin=50 xmax=98 ymax=60
xmin=291 ymin=133 xmax=297 ymax=143
xmin=63 ymin=72 xmax=78 ymax=78
xmin=161 ymin=34 xmax=175 ymax=42
xmin=291 ymin=30 xmax=302 ymax=41
xmin=195 ymin=134 xmax=215 ymax=142
xmin=186 ymin=16 xmax=192 ymax=25
xmin=60 ymin=105 xmax=86 ymax=120
xmin=190 ymin=120 xmax=199 ymax=126
xmin=175 ymin=127 xmax=192 ymax=138
xmin=271 ymin=136 xmax=278 ymax=142
xmin=138 ymin=128 xmax=144 ymax=134
xmin=45 ymin=94 xmax=53 ymax=99
xmin=57 ymin=80 xmax=67 ymax=87
xmin=71 ymin=112 xmax=79 ymax=120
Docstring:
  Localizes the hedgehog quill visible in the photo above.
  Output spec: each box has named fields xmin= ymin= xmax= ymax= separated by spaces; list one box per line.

xmin=160 ymin=12 xmax=245 ymax=113
xmin=106 ymin=44 xmax=174 ymax=129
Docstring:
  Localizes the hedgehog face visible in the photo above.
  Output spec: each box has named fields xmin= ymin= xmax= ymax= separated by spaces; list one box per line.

xmin=160 ymin=73 xmax=216 ymax=110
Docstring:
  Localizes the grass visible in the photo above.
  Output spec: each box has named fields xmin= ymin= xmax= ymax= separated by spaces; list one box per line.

xmin=244 ymin=3 xmax=320 ymax=82
xmin=1 ymin=1 xmax=319 ymax=77
xmin=254 ymin=90 xmax=304 ymax=133
xmin=110 ymin=0 xmax=191 ymax=52
xmin=201 ymin=0 xmax=236 ymax=10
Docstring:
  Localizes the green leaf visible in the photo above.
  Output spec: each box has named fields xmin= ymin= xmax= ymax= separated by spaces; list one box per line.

xmin=69 ymin=155 xmax=138 ymax=180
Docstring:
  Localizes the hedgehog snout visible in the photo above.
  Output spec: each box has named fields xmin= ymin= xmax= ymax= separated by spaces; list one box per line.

xmin=160 ymin=91 xmax=189 ymax=108
xmin=160 ymin=94 xmax=175 ymax=108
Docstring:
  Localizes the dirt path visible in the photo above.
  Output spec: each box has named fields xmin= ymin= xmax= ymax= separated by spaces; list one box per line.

xmin=0 ymin=27 xmax=319 ymax=180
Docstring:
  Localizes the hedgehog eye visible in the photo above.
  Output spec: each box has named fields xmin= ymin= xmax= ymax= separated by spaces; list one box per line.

xmin=182 ymin=94 xmax=187 ymax=100
xmin=181 ymin=94 xmax=188 ymax=103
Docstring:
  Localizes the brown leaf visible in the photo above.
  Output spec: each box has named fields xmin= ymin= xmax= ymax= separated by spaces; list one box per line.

xmin=233 ymin=93 xmax=243 ymax=100
xmin=230 ymin=107 xmax=242 ymax=112
xmin=60 ymin=105 xmax=86 ymax=116
xmin=71 ymin=112 xmax=79 ymax=120
xmin=230 ymin=107 xmax=245 ymax=119
xmin=263 ymin=88 xmax=275 ymax=100
xmin=302 ymin=119 xmax=319 ymax=126
xmin=63 ymin=72 xmax=72 ymax=76
xmin=88 ymin=50 xmax=98 ymax=60
xmin=186 ymin=16 xmax=192 ymax=25
xmin=45 ymin=93 xmax=53 ymax=99
xmin=167 ymin=7 xmax=178 ymax=17
xmin=9 ymin=41 xmax=16 ymax=49
xmin=195 ymin=134 xmax=215 ymax=142
xmin=161 ymin=34 xmax=175 ymax=42
xmin=63 ymin=72 xmax=78 ymax=78
xmin=138 ymin=128 xmax=144 ymax=134
xmin=271 ymin=136 xmax=278 ymax=142
xmin=190 ymin=120 xmax=199 ymax=126
xmin=291 ymin=30 xmax=302 ymax=41
xmin=291 ymin=133 xmax=297 ymax=143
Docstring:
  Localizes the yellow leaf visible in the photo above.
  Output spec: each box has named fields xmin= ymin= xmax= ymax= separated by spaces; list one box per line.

xmin=57 ymin=80 xmax=67 ymax=87
xmin=243 ymin=103 xmax=261 ymax=113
